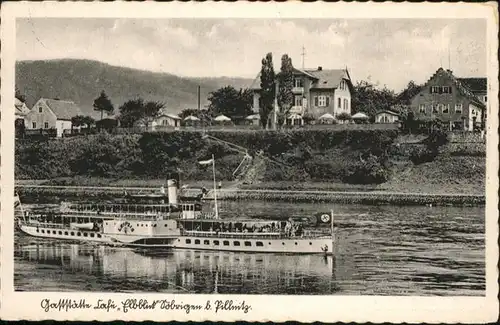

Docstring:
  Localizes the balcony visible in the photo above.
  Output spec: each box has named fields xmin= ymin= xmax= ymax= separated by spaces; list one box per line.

xmin=292 ymin=87 xmax=304 ymax=94
xmin=290 ymin=106 xmax=305 ymax=114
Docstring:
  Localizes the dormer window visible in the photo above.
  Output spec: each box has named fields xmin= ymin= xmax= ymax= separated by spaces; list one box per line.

xmin=39 ymin=107 xmax=43 ymax=113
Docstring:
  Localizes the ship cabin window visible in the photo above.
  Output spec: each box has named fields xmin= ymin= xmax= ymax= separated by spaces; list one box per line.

xmin=97 ymin=234 xmax=102 ymax=238
xmin=64 ymin=231 xmax=68 ymax=235
xmin=71 ymin=232 xmax=75 ymax=236
xmin=244 ymin=241 xmax=252 ymax=247
xmin=204 ymin=240 xmax=210 ymax=245
xmin=195 ymin=239 xmax=200 ymax=244
xmin=90 ymin=233 xmax=95 ymax=238
xmin=282 ymin=242 xmax=285 ymax=245
xmin=214 ymin=240 xmax=220 ymax=245
xmin=83 ymin=232 xmax=88 ymax=237
xmin=41 ymin=230 xmax=45 ymax=234
xmin=53 ymin=230 xmax=57 ymax=234
xmin=233 ymin=241 xmax=241 ymax=246
xmin=58 ymin=231 xmax=62 ymax=235
xmin=309 ymin=242 xmax=312 ymax=245
xmin=295 ymin=242 xmax=298 ymax=245
xmin=186 ymin=239 xmax=191 ymax=244
xmin=256 ymin=242 xmax=264 ymax=247
xmin=77 ymin=232 xmax=81 ymax=236
xmin=223 ymin=241 xmax=230 ymax=246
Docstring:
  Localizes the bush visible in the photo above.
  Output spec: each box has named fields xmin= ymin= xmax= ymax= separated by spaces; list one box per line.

xmin=409 ymin=146 xmax=438 ymax=165
xmin=342 ymin=154 xmax=390 ymax=184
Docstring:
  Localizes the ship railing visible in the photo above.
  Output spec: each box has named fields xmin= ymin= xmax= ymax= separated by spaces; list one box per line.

xmin=61 ymin=210 xmax=170 ymax=220
xmin=182 ymin=230 xmax=329 ymax=240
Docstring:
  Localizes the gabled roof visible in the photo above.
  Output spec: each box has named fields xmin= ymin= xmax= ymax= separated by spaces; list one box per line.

xmin=422 ymin=68 xmax=486 ymax=109
xmin=157 ymin=113 xmax=181 ymax=120
xmin=457 ymin=77 xmax=487 ymax=93
xmin=303 ymin=69 xmax=350 ymax=90
xmin=37 ymin=98 xmax=83 ymax=120
xmin=250 ymin=67 xmax=353 ymax=92
xmin=376 ymin=110 xmax=400 ymax=117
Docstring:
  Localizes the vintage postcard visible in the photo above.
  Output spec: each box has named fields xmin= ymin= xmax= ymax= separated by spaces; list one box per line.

xmin=1 ymin=1 xmax=498 ymax=323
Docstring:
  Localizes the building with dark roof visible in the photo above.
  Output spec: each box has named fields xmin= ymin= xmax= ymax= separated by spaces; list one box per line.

xmin=25 ymin=98 xmax=83 ymax=137
xmin=409 ymin=68 xmax=486 ymax=131
xmin=250 ymin=65 xmax=354 ymax=127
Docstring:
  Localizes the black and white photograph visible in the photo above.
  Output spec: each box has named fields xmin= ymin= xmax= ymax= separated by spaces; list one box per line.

xmin=1 ymin=2 xmax=498 ymax=323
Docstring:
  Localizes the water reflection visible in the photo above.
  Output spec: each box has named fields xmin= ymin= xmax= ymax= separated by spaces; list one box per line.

xmin=15 ymin=240 xmax=337 ymax=294
xmin=15 ymin=202 xmax=485 ymax=295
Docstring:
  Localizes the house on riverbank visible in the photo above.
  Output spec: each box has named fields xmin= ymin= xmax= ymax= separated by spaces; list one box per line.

xmin=24 ymin=98 xmax=83 ymax=137
xmin=409 ymin=68 xmax=486 ymax=131
xmin=250 ymin=65 xmax=354 ymax=126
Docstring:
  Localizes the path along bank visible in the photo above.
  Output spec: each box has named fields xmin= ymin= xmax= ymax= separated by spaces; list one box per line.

xmin=15 ymin=184 xmax=485 ymax=206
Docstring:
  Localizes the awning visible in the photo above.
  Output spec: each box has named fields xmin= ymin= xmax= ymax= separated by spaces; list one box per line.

xmin=319 ymin=113 xmax=335 ymax=120
xmin=214 ymin=115 xmax=231 ymax=121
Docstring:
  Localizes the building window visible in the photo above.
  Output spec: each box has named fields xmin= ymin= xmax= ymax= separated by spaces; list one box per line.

xmin=44 ymin=122 xmax=49 ymax=129
xmin=442 ymin=86 xmax=452 ymax=94
xmin=442 ymin=104 xmax=449 ymax=114
xmin=337 ymin=97 xmax=341 ymax=109
xmin=32 ymin=122 xmax=36 ymax=128
xmin=39 ymin=107 xmax=43 ymax=113
xmin=433 ymin=105 xmax=439 ymax=114
xmin=430 ymin=86 xmax=439 ymax=93
xmin=343 ymin=98 xmax=348 ymax=110
xmin=294 ymin=78 xmax=303 ymax=88
xmin=455 ymin=104 xmax=463 ymax=113
xmin=419 ymin=104 xmax=426 ymax=113
xmin=294 ymin=96 xmax=303 ymax=107
xmin=318 ymin=96 xmax=327 ymax=107
xmin=484 ymin=96 xmax=487 ymax=102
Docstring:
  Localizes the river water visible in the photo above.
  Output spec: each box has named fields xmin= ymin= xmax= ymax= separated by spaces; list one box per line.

xmin=14 ymin=200 xmax=485 ymax=295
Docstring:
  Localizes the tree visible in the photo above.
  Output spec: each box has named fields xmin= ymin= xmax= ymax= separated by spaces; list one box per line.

xmin=396 ymin=80 xmax=423 ymax=105
xmin=259 ymin=52 xmax=276 ymax=129
xmin=118 ymin=98 xmax=164 ymax=127
xmin=351 ymin=80 xmax=397 ymax=120
xmin=277 ymin=54 xmax=294 ymax=128
xmin=93 ymin=90 xmax=114 ymax=120
xmin=71 ymin=115 xmax=86 ymax=133
xmin=15 ymin=86 xmax=26 ymax=103
xmin=336 ymin=112 xmax=352 ymax=123
xmin=207 ymin=86 xmax=253 ymax=121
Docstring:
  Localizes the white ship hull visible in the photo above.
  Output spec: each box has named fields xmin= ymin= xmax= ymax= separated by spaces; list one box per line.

xmin=19 ymin=224 xmax=177 ymax=248
xmin=173 ymin=235 xmax=334 ymax=254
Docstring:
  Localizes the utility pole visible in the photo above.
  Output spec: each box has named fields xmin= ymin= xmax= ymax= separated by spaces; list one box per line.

xmin=197 ymin=85 xmax=201 ymax=110
xmin=301 ymin=45 xmax=306 ymax=70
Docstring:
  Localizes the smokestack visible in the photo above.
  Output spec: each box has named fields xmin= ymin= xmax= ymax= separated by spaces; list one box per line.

xmin=197 ymin=85 xmax=201 ymax=110
xmin=167 ymin=179 xmax=178 ymax=205
xmin=318 ymin=66 xmax=322 ymax=71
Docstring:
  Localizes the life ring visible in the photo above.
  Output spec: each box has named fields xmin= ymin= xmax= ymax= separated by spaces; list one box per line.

xmin=319 ymin=214 xmax=331 ymax=223
xmin=321 ymin=244 xmax=329 ymax=252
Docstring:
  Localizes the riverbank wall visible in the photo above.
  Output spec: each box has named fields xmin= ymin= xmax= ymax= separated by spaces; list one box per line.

xmin=15 ymin=185 xmax=485 ymax=206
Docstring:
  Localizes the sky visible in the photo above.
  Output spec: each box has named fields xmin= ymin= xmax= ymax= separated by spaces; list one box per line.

xmin=16 ymin=18 xmax=486 ymax=91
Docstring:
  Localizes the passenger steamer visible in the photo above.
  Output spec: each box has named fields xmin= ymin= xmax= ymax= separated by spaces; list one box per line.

xmin=15 ymin=159 xmax=335 ymax=254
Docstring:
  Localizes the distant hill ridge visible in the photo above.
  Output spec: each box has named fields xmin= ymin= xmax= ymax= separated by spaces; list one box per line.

xmin=15 ymin=59 xmax=254 ymax=118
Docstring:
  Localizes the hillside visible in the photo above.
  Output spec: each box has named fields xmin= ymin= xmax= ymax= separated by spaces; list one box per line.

xmin=15 ymin=59 xmax=254 ymax=118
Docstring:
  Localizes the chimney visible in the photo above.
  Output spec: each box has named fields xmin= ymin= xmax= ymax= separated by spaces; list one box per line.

xmin=318 ymin=66 xmax=323 ymax=71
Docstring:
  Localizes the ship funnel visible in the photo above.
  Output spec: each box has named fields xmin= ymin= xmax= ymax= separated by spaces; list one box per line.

xmin=167 ymin=179 xmax=178 ymax=205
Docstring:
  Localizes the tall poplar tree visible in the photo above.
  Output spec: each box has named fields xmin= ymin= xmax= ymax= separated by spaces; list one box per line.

xmin=93 ymin=90 xmax=114 ymax=120
xmin=277 ymin=54 xmax=294 ymax=128
xmin=259 ymin=52 xmax=276 ymax=129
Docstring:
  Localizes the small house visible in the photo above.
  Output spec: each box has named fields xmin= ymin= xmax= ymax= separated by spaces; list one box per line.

xmin=24 ymin=98 xmax=83 ymax=137
xmin=15 ymin=98 xmax=30 ymax=120
xmin=153 ymin=113 xmax=181 ymax=129
xmin=375 ymin=110 xmax=400 ymax=123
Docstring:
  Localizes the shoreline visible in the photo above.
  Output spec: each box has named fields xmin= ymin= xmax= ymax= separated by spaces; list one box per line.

xmin=15 ymin=184 xmax=485 ymax=206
